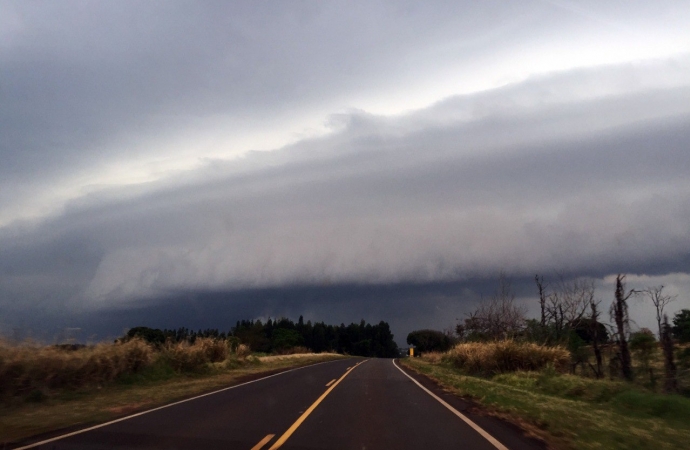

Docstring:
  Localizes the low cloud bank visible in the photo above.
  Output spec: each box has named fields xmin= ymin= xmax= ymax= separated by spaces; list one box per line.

xmin=1 ymin=63 xmax=690 ymax=318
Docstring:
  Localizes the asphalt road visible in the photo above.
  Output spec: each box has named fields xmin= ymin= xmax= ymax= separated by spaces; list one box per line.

xmin=19 ymin=358 xmax=543 ymax=450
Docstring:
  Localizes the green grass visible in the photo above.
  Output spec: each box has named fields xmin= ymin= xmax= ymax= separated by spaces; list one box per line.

xmin=0 ymin=353 xmax=345 ymax=446
xmin=401 ymin=358 xmax=690 ymax=450
xmin=114 ymin=357 xmax=179 ymax=385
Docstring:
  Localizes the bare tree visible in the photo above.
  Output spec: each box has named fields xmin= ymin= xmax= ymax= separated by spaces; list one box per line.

xmin=536 ymin=274 xmax=595 ymax=344
xmin=535 ymin=275 xmax=547 ymax=327
xmin=464 ymin=273 xmax=527 ymax=341
xmin=556 ymin=276 xmax=594 ymax=326
xmin=661 ymin=314 xmax=678 ymax=393
xmin=588 ymin=299 xmax=604 ymax=379
xmin=610 ymin=274 xmax=636 ymax=381
xmin=641 ymin=285 xmax=677 ymax=338
xmin=545 ymin=289 xmax=566 ymax=340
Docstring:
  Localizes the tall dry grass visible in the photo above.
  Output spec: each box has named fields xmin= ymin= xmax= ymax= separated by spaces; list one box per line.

xmin=433 ymin=341 xmax=570 ymax=375
xmin=257 ymin=351 xmax=341 ymax=362
xmin=0 ymin=339 xmax=154 ymax=398
xmin=234 ymin=344 xmax=251 ymax=358
xmin=0 ymin=337 xmax=242 ymax=400
xmin=162 ymin=338 xmax=229 ymax=372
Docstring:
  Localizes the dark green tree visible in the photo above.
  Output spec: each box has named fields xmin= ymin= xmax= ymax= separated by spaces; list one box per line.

xmin=125 ymin=326 xmax=166 ymax=345
xmin=407 ymin=329 xmax=454 ymax=353
xmin=271 ymin=328 xmax=304 ymax=351
xmin=571 ymin=318 xmax=609 ymax=344
xmin=672 ymin=309 xmax=690 ymax=343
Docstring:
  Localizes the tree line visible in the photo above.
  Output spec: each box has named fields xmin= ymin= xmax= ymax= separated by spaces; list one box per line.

xmin=408 ymin=273 xmax=690 ymax=393
xmin=123 ymin=316 xmax=399 ymax=358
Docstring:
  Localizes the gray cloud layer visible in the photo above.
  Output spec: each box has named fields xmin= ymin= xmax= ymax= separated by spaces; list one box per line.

xmin=3 ymin=62 xmax=690 ymax=312
xmin=3 ymin=1 xmax=688 ymax=218
xmin=2 ymin=1 xmax=690 ymax=338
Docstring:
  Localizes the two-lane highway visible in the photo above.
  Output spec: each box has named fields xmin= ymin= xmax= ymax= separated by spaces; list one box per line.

xmin=281 ymin=359 xmax=502 ymax=450
xmin=18 ymin=358 xmax=541 ymax=450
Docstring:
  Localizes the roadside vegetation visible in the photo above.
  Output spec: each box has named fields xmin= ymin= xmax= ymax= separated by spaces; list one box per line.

xmin=403 ymin=273 xmax=690 ymax=449
xmin=0 ymin=337 xmax=251 ymax=404
xmin=434 ymin=340 xmax=570 ymax=375
xmin=1 ymin=315 xmax=392 ymax=445
xmin=402 ymin=355 xmax=690 ymax=450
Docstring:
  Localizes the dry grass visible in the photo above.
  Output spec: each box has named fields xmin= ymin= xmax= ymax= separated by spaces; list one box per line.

xmin=162 ymin=338 xmax=229 ymax=372
xmin=235 ymin=343 xmax=251 ymax=358
xmin=0 ymin=337 xmax=259 ymax=401
xmin=274 ymin=345 xmax=311 ymax=355
xmin=257 ymin=352 xmax=341 ymax=362
xmin=419 ymin=351 xmax=444 ymax=363
xmin=432 ymin=341 xmax=570 ymax=375
xmin=0 ymin=339 xmax=154 ymax=398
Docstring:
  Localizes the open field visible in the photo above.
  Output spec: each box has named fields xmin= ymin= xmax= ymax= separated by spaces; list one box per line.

xmin=401 ymin=353 xmax=690 ymax=450
xmin=0 ymin=339 xmax=344 ymax=445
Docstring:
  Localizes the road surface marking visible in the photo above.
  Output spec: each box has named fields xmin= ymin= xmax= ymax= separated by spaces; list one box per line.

xmin=325 ymin=378 xmax=336 ymax=387
xmin=13 ymin=359 xmax=350 ymax=450
xmin=269 ymin=360 xmax=367 ymax=449
xmin=251 ymin=434 xmax=275 ymax=450
xmin=392 ymin=360 xmax=508 ymax=450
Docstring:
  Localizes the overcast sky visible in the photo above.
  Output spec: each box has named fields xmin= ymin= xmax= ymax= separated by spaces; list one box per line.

xmin=2 ymin=0 xmax=690 ymax=343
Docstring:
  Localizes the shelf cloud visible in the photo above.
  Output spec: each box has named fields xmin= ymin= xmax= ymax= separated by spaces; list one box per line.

xmin=1 ymin=1 xmax=689 ymax=340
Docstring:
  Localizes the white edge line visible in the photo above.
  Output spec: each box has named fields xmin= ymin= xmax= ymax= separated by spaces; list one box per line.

xmin=392 ymin=359 xmax=509 ymax=450
xmin=14 ymin=358 xmax=350 ymax=450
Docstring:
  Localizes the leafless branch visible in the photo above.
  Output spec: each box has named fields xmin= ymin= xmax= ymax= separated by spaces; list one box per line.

xmin=640 ymin=285 xmax=677 ymax=337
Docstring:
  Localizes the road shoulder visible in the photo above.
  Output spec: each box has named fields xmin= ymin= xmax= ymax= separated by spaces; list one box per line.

xmin=396 ymin=358 xmax=547 ymax=450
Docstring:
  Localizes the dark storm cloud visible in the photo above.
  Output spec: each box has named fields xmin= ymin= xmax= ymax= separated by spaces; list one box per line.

xmin=2 ymin=1 xmax=690 ymax=339
xmin=1 ymin=281 xmax=521 ymax=346
xmin=2 ymin=69 xmax=690 ymax=318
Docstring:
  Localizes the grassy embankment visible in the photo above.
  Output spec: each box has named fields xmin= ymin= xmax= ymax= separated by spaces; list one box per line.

xmin=0 ymin=338 xmax=345 ymax=445
xmin=401 ymin=341 xmax=690 ymax=450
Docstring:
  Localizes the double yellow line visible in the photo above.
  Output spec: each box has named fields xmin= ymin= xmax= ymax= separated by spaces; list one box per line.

xmin=266 ymin=360 xmax=367 ymax=450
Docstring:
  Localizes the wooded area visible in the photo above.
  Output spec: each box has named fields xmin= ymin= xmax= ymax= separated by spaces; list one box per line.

xmin=124 ymin=317 xmax=399 ymax=358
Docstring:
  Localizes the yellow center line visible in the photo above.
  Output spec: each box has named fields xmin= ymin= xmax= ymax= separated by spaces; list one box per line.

xmin=325 ymin=378 xmax=336 ymax=387
xmin=250 ymin=433 xmax=275 ymax=450
xmin=268 ymin=360 xmax=367 ymax=450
